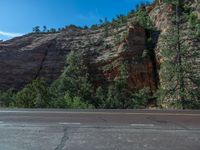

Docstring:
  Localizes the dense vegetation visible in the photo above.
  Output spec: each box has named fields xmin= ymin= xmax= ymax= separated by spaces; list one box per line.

xmin=0 ymin=51 xmax=150 ymax=108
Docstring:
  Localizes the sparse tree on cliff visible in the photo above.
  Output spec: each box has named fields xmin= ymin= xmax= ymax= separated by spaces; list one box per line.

xmin=154 ymin=0 xmax=163 ymax=4
xmin=136 ymin=5 xmax=153 ymax=29
xmin=43 ymin=26 xmax=47 ymax=32
xmin=49 ymin=28 xmax=57 ymax=33
xmin=32 ymin=26 xmax=41 ymax=33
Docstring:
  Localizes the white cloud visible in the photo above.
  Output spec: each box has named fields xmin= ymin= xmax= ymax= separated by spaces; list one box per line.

xmin=0 ymin=30 xmax=23 ymax=38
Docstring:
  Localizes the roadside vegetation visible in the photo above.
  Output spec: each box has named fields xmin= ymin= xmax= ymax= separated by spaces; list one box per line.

xmin=0 ymin=51 xmax=150 ymax=109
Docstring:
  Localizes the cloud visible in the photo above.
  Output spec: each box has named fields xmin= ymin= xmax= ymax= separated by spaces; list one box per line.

xmin=0 ymin=30 xmax=23 ymax=38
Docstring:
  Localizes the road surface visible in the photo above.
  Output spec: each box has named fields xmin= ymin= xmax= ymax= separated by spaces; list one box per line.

xmin=0 ymin=109 xmax=199 ymax=150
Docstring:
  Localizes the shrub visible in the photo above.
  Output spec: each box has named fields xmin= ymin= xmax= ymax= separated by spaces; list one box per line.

xmin=0 ymin=90 xmax=15 ymax=107
xmin=131 ymin=88 xmax=150 ymax=109
xmin=13 ymin=79 xmax=50 ymax=108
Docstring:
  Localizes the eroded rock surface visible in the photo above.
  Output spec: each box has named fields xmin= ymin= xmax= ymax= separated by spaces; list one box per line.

xmin=0 ymin=22 xmax=157 ymax=91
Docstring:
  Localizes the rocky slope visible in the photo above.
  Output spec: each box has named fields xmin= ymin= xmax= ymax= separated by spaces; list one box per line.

xmin=0 ymin=23 xmax=157 ymax=91
xmin=150 ymin=0 xmax=200 ymax=84
xmin=0 ymin=0 xmax=199 ymax=92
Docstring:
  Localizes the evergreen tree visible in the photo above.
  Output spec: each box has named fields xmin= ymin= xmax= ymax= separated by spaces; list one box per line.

xmin=105 ymin=64 xmax=133 ymax=109
xmin=43 ymin=26 xmax=47 ymax=32
xmin=49 ymin=28 xmax=57 ymax=33
xmin=157 ymin=0 xmax=200 ymax=109
xmin=52 ymin=51 xmax=95 ymax=107
xmin=32 ymin=26 xmax=41 ymax=33
xmin=136 ymin=5 xmax=152 ymax=29
xmin=0 ymin=90 xmax=15 ymax=107
xmin=105 ymin=85 xmax=121 ymax=109
xmin=95 ymin=86 xmax=106 ymax=108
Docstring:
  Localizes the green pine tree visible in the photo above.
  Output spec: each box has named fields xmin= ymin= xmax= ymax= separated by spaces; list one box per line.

xmin=105 ymin=63 xmax=133 ymax=109
xmin=52 ymin=51 xmax=95 ymax=107
xmin=157 ymin=0 xmax=200 ymax=109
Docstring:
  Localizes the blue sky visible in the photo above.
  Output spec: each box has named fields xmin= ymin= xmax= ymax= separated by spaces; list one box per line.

xmin=0 ymin=0 xmax=152 ymax=40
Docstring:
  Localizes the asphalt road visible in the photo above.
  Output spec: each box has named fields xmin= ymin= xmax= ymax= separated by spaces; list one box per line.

xmin=0 ymin=109 xmax=200 ymax=150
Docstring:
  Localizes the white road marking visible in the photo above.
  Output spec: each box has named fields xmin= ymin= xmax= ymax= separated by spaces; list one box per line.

xmin=59 ymin=122 xmax=81 ymax=125
xmin=130 ymin=124 xmax=154 ymax=127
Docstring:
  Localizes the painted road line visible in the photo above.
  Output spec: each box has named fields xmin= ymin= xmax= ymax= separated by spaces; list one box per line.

xmin=130 ymin=124 xmax=155 ymax=127
xmin=59 ymin=122 xmax=81 ymax=125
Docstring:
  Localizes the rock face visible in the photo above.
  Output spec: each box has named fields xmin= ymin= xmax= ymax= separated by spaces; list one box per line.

xmin=3 ymin=0 xmax=199 ymax=92
xmin=148 ymin=0 xmax=200 ymax=105
xmin=0 ymin=33 xmax=63 ymax=90
xmin=0 ymin=21 xmax=157 ymax=91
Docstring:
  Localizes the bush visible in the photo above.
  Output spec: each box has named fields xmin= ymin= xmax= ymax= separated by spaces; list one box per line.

xmin=71 ymin=96 xmax=94 ymax=109
xmin=50 ymin=92 xmax=94 ymax=109
xmin=13 ymin=79 xmax=50 ymax=108
xmin=104 ymin=85 xmax=121 ymax=109
xmin=0 ymin=90 xmax=15 ymax=107
xmin=131 ymin=88 xmax=150 ymax=109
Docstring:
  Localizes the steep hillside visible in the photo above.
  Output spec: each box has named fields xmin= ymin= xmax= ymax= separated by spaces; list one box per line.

xmin=0 ymin=0 xmax=199 ymax=109
xmin=150 ymin=0 xmax=200 ymax=108
xmin=0 ymin=19 xmax=156 ymax=91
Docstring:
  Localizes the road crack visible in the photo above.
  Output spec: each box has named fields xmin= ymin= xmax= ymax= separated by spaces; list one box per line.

xmin=55 ymin=127 xmax=69 ymax=150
